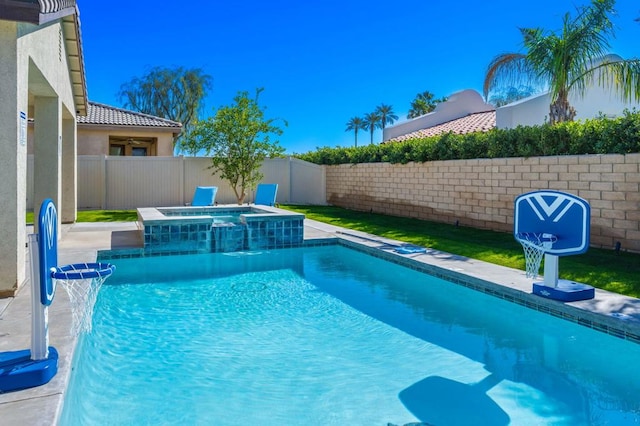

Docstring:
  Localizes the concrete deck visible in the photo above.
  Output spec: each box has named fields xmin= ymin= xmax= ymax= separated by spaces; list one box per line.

xmin=2 ymin=219 xmax=640 ymax=425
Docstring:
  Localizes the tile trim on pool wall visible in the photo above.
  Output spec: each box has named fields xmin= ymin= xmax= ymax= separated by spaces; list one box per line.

xmin=335 ymin=238 xmax=640 ymax=345
xmin=98 ymin=237 xmax=339 ymax=260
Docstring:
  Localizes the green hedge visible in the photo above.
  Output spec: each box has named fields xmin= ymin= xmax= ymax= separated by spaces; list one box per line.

xmin=296 ymin=110 xmax=640 ymax=165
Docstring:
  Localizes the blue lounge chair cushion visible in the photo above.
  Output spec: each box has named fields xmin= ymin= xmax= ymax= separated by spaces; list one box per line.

xmin=254 ymin=183 xmax=278 ymax=206
xmin=192 ymin=186 xmax=218 ymax=206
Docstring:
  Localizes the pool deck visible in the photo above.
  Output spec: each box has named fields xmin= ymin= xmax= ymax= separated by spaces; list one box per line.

xmin=2 ymin=218 xmax=640 ymax=425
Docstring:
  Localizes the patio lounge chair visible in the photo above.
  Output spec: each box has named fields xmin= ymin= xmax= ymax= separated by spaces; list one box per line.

xmin=254 ymin=183 xmax=278 ymax=206
xmin=191 ymin=186 xmax=218 ymax=206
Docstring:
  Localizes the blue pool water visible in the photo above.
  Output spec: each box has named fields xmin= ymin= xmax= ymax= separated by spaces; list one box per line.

xmin=60 ymin=245 xmax=640 ymax=425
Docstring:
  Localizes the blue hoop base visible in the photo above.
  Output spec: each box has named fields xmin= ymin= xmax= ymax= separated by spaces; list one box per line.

xmin=52 ymin=263 xmax=115 ymax=280
xmin=533 ymin=280 xmax=595 ymax=302
xmin=0 ymin=347 xmax=58 ymax=393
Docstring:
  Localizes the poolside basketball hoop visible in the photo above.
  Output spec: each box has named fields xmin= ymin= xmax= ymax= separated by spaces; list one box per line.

xmin=515 ymin=232 xmax=557 ymax=278
xmin=0 ymin=199 xmax=115 ymax=392
xmin=514 ymin=191 xmax=594 ymax=302
xmin=53 ymin=262 xmax=115 ymax=335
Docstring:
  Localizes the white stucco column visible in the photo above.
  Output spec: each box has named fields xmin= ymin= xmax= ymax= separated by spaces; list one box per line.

xmin=33 ymin=96 xmax=62 ymax=233
xmin=61 ymin=116 xmax=77 ymax=223
xmin=0 ymin=21 xmax=28 ymax=297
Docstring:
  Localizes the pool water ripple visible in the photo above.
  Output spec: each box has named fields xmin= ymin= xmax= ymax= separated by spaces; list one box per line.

xmin=60 ymin=246 xmax=640 ymax=425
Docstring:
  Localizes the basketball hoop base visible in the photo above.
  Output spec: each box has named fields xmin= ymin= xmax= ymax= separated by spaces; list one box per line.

xmin=0 ymin=347 xmax=58 ymax=392
xmin=533 ymin=280 xmax=595 ymax=302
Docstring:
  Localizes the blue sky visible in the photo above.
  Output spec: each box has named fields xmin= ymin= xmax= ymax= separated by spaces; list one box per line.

xmin=77 ymin=0 xmax=639 ymax=154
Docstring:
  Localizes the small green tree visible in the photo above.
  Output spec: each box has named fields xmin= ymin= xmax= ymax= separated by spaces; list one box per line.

xmin=187 ymin=88 xmax=286 ymax=204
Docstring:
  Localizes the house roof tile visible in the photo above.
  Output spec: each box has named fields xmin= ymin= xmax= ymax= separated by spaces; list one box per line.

xmin=78 ymin=101 xmax=182 ymax=129
xmin=386 ymin=110 xmax=496 ymax=143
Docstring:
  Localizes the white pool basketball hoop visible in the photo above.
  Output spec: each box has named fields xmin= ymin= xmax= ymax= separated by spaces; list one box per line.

xmin=1 ymin=199 xmax=114 ymax=392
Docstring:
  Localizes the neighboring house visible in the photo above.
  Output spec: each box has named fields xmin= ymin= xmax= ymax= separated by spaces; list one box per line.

xmin=383 ymin=90 xmax=496 ymax=143
xmin=498 ymin=54 xmax=640 ymax=128
xmin=27 ymin=102 xmax=182 ymax=156
xmin=385 ymin=58 xmax=640 ymax=142
xmin=77 ymin=102 xmax=182 ymax=156
xmin=1 ymin=1 xmax=87 ymax=296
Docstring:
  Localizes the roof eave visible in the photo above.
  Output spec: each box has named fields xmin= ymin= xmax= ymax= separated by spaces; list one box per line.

xmin=0 ymin=1 xmax=87 ymax=116
xmin=62 ymin=12 xmax=87 ymax=116
xmin=0 ymin=0 xmax=40 ymax=24
xmin=0 ymin=1 xmax=76 ymax=25
xmin=78 ymin=122 xmax=183 ymax=132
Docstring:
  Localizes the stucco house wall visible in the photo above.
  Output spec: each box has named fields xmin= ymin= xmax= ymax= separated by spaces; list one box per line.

xmin=496 ymin=85 xmax=640 ymax=129
xmin=27 ymin=124 xmax=178 ymax=156
xmin=27 ymin=101 xmax=181 ymax=156
xmin=1 ymin=7 xmax=85 ymax=296
xmin=76 ymin=127 xmax=176 ymax=156
xmin=75 ymin=102 xmax=181 ymax=156
xmin=496 ymin=55 xmax=640 ymax=129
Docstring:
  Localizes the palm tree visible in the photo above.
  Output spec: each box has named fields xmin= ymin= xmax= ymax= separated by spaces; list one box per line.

xmin=362 ymin=112 xmax=381 ymax=144
xmin=345 ymin=117 xmax=365 ymax=147
xmin=483 ymin=0 xmax=640 ymax=125
xmin=375 ymin=104 xmax=398 ymax=134
xmin=407 ymin=91 xmax=447 ymax=118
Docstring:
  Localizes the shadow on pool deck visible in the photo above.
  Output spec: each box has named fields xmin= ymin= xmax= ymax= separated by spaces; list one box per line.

xmin=2 ymin=219 xmax=640 ymax=425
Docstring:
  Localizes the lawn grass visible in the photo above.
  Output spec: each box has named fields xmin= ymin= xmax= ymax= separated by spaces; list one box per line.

xmin=26 ymin=209 xmax=138 ymax=224
xmin=280 ymin=204 xmax=640 ymax=298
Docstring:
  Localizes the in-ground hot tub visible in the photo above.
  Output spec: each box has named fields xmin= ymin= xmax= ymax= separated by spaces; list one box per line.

xmin=137 ymin=205 xmax=305 ymax=254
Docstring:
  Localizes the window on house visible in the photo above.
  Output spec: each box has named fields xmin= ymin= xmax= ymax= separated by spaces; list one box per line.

xmin=131 ymin=147 xmax=147 ymax=156
xmin=109 ymin=145 xmax=125 ymax=156
xmin=108 ymin=137 xmax=157 ymax=156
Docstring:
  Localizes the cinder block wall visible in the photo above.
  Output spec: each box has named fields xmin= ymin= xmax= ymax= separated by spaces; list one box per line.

xmin=326 ymin=153 xmax=640 ymax=252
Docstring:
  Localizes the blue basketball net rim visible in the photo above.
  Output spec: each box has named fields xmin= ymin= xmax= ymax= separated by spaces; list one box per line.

xmin=51 ymin=263 xmax=115 ymax=281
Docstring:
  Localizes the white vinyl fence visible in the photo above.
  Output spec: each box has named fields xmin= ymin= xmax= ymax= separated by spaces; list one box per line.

xmin=27 ymin=156 xmax=326 ymax=210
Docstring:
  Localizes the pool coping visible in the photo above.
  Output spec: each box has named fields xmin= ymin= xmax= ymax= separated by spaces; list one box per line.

xmin=2 ymin=218 xmax=640 ymax=425
xmin=138 ymin=204 xmax=305 ymax=225
xmin=327 ymin=231 xmax=640 ymax=343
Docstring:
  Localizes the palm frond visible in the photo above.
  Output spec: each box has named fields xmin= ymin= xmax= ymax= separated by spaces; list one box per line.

xmin=483 ymin=52 xmax=533 ymax=99
xmin=559 ymin=0 xmax=616 ymax=99
xmin=576 ymin=58 xmax=640 ymax=103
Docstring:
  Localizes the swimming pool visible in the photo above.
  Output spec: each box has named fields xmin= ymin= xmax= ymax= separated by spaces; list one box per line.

xmin=60 ymin=245 xmax=640 ymax=425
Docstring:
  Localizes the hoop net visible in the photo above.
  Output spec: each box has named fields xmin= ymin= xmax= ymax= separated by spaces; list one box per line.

xmin=515 ymin=233 xmax=557 ymax=278
xmin=52 ymin=263 xmax=115 ymax=335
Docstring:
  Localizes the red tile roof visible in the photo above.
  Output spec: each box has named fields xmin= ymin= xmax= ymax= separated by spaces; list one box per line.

xmin=78 ymin=102 xmax=182 ymax=129
xmin=386 ymin=110 xmax=496 ymax=143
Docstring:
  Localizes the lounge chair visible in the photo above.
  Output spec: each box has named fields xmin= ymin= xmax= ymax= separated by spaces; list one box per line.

xmin=254 ymin=183 xmax=278 ymax=206
xmin=191 ymin=186 xmax=218 ymax=206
